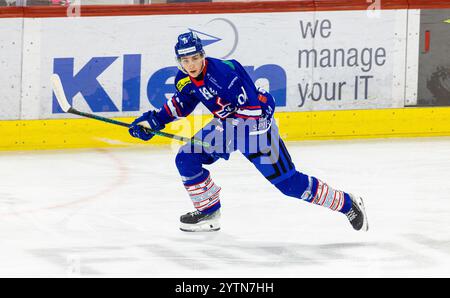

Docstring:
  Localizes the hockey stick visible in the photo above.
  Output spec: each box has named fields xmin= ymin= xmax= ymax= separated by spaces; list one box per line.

xmin=50 ymin=74 xmax=210 ymax=148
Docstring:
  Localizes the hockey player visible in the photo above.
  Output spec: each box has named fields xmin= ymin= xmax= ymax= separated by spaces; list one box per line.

xmin=129 ymin=32 xmax=369 ymax=232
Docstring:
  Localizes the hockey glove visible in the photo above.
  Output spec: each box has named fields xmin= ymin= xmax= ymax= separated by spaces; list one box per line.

xmin=128 ymin=110 xmax=165 ymax=141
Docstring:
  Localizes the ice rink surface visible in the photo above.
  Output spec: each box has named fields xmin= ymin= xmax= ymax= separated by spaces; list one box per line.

xmin=0 ymin=137 xmax=449 ymax=277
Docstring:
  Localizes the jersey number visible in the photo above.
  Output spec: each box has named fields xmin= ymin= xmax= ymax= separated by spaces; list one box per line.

xmin=199 ymin=87 xmax=215 ymax=101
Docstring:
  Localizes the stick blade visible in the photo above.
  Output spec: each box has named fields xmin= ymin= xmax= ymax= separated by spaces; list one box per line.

xmin=51 ymin=74 xmax=71 ymax=113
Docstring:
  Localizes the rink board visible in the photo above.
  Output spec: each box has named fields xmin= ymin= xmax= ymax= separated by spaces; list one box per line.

xmin=1 ymin=107 xmax=450 ymax=151
xmin=0 ymin=18 xmax=22 ymax=120
xmin=1 ymin=1 xmax=450 ymax=150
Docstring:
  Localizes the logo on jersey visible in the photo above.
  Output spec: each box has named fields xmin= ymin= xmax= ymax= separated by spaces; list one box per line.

xmin=176 ymin=76 xmax=191 ymax=92
xmin=213 ymin=97 xmax=237 ymax=119
xmin=207 ymin=74 xmax=222 ymax=90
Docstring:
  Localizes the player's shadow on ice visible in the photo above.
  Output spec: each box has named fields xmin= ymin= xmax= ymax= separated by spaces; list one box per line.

xmin=139 ymin=234 xmax=375 ymax=269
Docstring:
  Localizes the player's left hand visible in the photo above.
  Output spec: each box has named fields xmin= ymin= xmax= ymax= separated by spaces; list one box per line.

xmin=129 ymin=111 xmax=165 ymax=141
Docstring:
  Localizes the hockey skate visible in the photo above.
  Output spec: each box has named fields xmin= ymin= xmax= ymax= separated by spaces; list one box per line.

xmin=345 ymin=195 xmax=369 ymax=231
xmin=180 ymin=209 xmax=221 ymax=232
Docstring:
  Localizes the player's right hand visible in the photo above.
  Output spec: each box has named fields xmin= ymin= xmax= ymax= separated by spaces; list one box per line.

xmin=128 ymin=110 xmax=165 ymax=141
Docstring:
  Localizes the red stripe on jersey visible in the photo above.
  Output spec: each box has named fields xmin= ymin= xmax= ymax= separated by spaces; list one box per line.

xmin=171 ymin=98 xmax=182 ymax=117
xmin=239 ymin=105 xmax=261 ymax=110
xmin=164 ymin=104 xmax=174 ymax=118
xmin=235 ymin=114 xmax=260 ymax=120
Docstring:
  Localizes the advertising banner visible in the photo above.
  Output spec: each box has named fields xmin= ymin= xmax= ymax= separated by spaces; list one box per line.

xmin=17 ymin=10 xmax=409 ymax=119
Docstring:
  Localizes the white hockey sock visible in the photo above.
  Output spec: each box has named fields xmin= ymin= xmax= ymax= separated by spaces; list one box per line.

xmin=310 ymin=179 xmax=347 ymax=212
xmin=184 ymin=174 xmax=221 ymax=212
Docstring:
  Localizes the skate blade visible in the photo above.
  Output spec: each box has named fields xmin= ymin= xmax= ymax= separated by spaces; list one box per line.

xmin=356 ymin=197 xmax=369 ymax=232
xmin=180 ymin=221 xmax=220 ymax=232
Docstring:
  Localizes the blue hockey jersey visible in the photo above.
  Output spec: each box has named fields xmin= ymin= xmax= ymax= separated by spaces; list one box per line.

xmin=156 ymin=57 xmax=275 ymax=132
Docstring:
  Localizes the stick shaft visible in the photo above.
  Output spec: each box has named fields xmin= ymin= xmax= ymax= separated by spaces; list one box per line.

xmin=67 ymin=108 xmax=209 ymax=148
xmin=51 ymin=74 xmax=208 ymax=147
xmin=69 ymin=108 xmax=129 ymax=128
